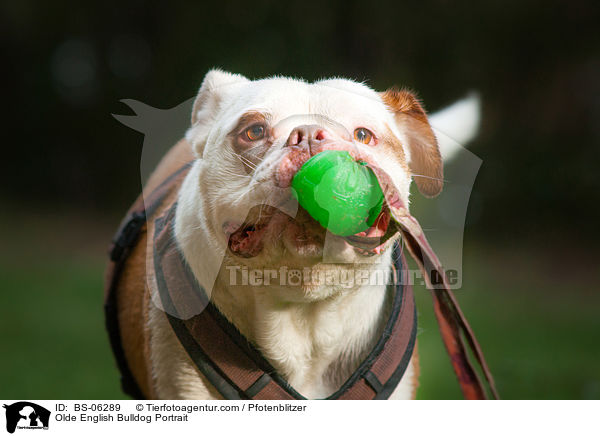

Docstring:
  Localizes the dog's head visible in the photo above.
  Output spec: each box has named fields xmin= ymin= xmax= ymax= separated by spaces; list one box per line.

xmin=183 ymin=69 xmax=442 ymax=273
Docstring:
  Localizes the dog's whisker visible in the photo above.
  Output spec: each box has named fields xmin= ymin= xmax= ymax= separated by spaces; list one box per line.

xmin=256 ymin=190 xmax=276 ymax=223
xmin=223 ymin=148 xmax=257 ymax=168
xmin=230 ymin=151 xmax=258 ymax=170
xmin=239 ymin=156 xmax=257 ymax=169
xmin=411 ymin=174 xmax=449 ymax=183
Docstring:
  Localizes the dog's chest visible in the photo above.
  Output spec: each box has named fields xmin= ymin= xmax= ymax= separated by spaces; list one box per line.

xmin=250 ymin=283 xmax=390 ymax=398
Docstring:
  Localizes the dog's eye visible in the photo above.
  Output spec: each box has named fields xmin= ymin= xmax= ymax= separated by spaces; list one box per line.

xmin=354 ymin=128 xmax=374 ymax=145
xmin=243 ymin=124 xmax=266 ymax=141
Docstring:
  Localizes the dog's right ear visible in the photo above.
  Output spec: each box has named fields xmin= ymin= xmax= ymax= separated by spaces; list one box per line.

xmin=189 ymin=69 xmax=249 ymax=157
xmin=191 ymin=69 xmax=249 ymax=125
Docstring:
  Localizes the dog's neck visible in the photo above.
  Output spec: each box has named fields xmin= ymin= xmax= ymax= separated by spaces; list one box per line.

xmin=174 ymin=165 xmax=396 ymax=398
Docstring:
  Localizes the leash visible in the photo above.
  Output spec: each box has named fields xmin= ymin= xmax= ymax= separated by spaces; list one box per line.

xmin=388 ymin=201 xmax=500 ymax=399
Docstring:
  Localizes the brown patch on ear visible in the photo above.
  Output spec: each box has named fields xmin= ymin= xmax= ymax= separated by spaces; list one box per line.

xmin=381 ymin=88 xmax=443 ymax=197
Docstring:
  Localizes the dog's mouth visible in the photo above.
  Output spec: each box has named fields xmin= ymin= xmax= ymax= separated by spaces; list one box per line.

xmin=342 ymin=206 xmax=395 ymax=254
xmin=226 ymin=212 xmax=273 ymax=258
xmin=226 ymin=148 xmax=403 ymax=259
xmin=226 ymin=206 xmax=394 ymax=258
xmin=226 ymin=193 xmax=398 ymax=259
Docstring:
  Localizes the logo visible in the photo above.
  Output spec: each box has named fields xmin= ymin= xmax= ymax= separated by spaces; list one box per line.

xmin=3 ymin=402 xmax=50 ymax=434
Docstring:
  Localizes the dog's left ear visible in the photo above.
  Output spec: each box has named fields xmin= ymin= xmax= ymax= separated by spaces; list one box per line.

xmin=381 ymin=88 xmax=443 ymax=197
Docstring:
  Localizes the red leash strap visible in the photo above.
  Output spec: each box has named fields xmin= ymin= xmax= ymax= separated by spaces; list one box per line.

xmin=389 ymin=204 xmax=500 ymax=400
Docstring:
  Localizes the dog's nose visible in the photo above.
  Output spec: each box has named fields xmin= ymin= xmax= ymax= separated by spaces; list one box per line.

xmin=286 ymin=124 xmax=329 ymax=154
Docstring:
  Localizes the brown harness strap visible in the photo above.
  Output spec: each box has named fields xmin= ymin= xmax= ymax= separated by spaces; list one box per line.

xmin=104 ymin=162 xmax=193 ymax=399
xmin=153 ymin=203 xmax=417 ymax=400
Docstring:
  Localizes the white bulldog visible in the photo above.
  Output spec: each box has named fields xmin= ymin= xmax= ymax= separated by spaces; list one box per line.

xmin=130 ymin=70 xmax=480 ymax=399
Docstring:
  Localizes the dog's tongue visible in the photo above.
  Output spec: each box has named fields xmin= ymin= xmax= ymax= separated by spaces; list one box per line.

xmin=228 ymin=225 xmax=266 ymax=258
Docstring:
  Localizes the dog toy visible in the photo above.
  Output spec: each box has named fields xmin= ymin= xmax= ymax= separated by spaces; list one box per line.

xmin=291 ymin=150 xmax=384 ymax=236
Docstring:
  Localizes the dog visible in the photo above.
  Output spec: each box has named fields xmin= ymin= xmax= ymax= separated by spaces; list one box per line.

xmin=108 ymin=70 xmax=481 ymax=400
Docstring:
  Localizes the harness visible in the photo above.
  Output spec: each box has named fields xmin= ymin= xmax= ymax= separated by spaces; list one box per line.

xmin=105 ymin=161 xmax=499 ymax=400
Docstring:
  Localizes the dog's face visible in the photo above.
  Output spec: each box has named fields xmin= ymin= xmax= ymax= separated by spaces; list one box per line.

xmin=184 ymin=70 xmax=442 ymax=273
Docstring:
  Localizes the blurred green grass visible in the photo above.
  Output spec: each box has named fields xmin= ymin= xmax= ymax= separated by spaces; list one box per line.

xmin=414 ymin=250 xmax=600 ymax=399
xmin=0 ymin=212 xmax=598 ymax=399
xmin=0 ymin=259 xmax=127 ymax=399
xmin=0 ymin=210 xmax=127 ymax=399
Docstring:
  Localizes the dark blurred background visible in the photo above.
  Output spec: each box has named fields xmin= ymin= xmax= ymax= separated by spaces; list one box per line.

xmin=1 ymin=0 xmax=598 ymax=399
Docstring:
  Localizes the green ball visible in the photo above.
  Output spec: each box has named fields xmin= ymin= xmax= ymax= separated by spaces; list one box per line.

xmin=291 ymin=150 xmax=384 ymax=236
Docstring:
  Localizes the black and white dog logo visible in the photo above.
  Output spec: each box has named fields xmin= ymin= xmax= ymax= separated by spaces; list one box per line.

xmin=3 ymin=402 xmax=50 ymax=434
